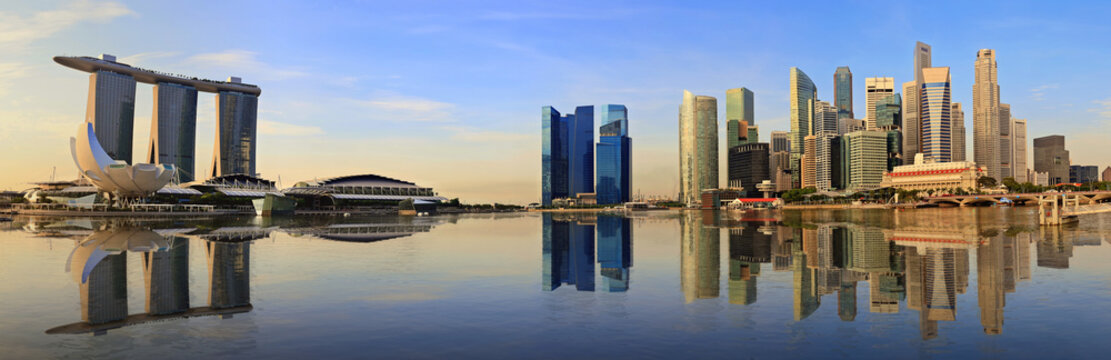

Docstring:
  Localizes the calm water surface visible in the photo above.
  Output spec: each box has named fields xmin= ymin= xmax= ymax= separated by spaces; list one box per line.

xmin=1 ymin=208 xmax=1109 ymax=359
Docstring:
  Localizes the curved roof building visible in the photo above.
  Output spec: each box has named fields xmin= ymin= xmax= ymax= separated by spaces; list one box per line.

xmin=54 ymin=56 xmax=261 ymax=95
xmin=70 ymin=122 xmax=176 ymax=198
xmin=286 ymin=174 xmax=447 ymax=202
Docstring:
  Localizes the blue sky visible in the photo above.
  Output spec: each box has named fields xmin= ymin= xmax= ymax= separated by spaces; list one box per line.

xmin=1 ymin=0 xmax=1109 ymax=203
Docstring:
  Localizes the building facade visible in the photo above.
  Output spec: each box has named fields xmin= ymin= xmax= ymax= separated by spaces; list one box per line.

xmin=727 ymin=143 xmax=771 ymax=198
xmin=920 ymin=67 xmax=952 ymax=163
xmin=680 ymin=91 xmax=719 ymax=207
xmin=148 ymin=82 xmax=198 ymax=182
xmin=1069 ymin=165 xmax=1099 ymax=184
xmin=726 ymin=88 xmax=756 ymax=148
xmin=789 ymin=68 xmax=817 ymax=189
xmin=902 ymin=80 xmax=921 ymax=163
xmin=597 ymin=105 xmax=631 ymax=205
xmin=771 ymin=131 xmax=790 ymax=153
xmin=881 ymin=154 xmax=984 ymax=191
xmin=845 ymin=130 xmax=888 ymax=190
xmin=974 ymin=49 xmax=1002 ymax=180
xmin=865 ymin=77 xmax=895 ymax=130
xmin=1033 ymin=135 xmax=1070 ymax=185
xmin=1012 ymin=118 xmax=1027 ymax=182
xmin=802 ymin=135 xmax=817 ymax=189
xmin=212 ymin=90 xmax=259 ymax=177
xmin=951 ymin=103 xmax=966 ymax=162
xmin=541 ymin=105 xmax=595 ymax=205
xmin=999 ymin=103 xmax=1013 ymax=179
xmin=834 ymin=67 xmax=853 ymax=120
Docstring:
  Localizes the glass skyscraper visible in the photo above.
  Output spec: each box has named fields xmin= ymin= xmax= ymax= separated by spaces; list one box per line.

xmin=87 ymin=70 xmax=137 ymax=163
xmin=920 ymin=67 xmax=952 ymax=163
xmin=679 ymin=91 xmax=719 ymax=207
xmin=726 ymin=87 xmax=755 ymax=149
xmin=212 ymin=91 xmax=259 ymax=177
xmin=541 ymin=105 xmax=594 ymax=205
xmin=149 ymin=82 xmax=199 ymax=182
xmin=596 ymin=104 xmax=631 ymax=205
xmin=789 ymin=67 xmax=816 ymax=189
xmin=834 ymin=67 xmax=853 ymax=120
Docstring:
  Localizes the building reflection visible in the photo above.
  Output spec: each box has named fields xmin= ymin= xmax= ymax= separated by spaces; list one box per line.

xmin=597 ymin=216 xmax=632 ymax=292
xmin=681 ymin=211 xmax=719 ymax=303
xmin=49 ymin=225 xmax=256 ymax=335
xmin=542 ymin=214 xmax=594 ymax=292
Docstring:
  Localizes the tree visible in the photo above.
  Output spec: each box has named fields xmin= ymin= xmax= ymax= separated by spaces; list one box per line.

xmin=1002 ymin=177 xmax=1019 ymax=193
xmin=978 ymin=176 xmax=998 ymax=189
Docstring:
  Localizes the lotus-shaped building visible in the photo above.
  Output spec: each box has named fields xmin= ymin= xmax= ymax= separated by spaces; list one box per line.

xmin=70 ymin=122 xmax=176 ymax=198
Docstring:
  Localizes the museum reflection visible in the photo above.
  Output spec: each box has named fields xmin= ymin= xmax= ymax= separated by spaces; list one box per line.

xmin=541 ymin=213 xmax=632 ymax=292
xmin=537 ymin=211 xmax=1101 ymax=340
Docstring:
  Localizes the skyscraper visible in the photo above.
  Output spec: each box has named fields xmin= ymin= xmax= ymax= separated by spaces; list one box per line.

xmin=865 ymin=77 xmax=895 ymax=130
xmin=1012 ymin=118 xmax=1027 ymax=182
xmin=726 ymin=88 xmax=756 ymax=148
xmin=999 ymin=103 xmax=1013 ymax=179
xmin=974 ymin=49 xmax=1002 ymax=180
xmin=845 ymin=130 xmax=888 ymax=190
xmin=834 ymin=67 xmax=853 ymax=120
xmin=814 ymin=100 xmax=839 ymax=135
xmin=802 ymin=135 xmax=817 ymax=189
xmin=771 ymin=131 xmax=791 ymax=153
xmin=951 ymin=103 xmax=966 ymax=162
xmin=727 ymin=143 xmax=770 ymax=197
xmin=904 ymin=41 xmax=932 ymax=164
xmin=212 ymin=89 xmax=259 ymax=177
xmin=597 ymin=105 xmax=631 ymax=205
xmin=920 ymin=67 xmax=952 ymax=163
xmin=876 ymin=94 xmax=903 ymax=170
xmin=1033 ymin=135 xmax=1070 ymax=185
xmin=148 ymin=82 xmax=199 ymax=182
xmin=541 ymin=105 xmax=595 ymax=205
xmin=87 ymin=67 xmax=137 ymax=163
xmin=679 ymin=91 xmax=719 ymax=207
xmin=789 ymin=68 xmax=816 ymax=189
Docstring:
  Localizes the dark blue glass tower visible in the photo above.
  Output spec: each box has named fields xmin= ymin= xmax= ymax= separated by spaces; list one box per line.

xmin=597 ymin=216 xmax=632 ymax=292
xmin=541 ymin=214 xmax=595 ymax=291
xmin=542 ymin=105 xmax=594 ymax=205
xmin=596 ymin=104 xmax=630 ymax=205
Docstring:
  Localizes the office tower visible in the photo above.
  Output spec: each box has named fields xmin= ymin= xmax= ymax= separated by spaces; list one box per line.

xmin=876 ymin=94 xmax=903 ymax=170
xmin=727 ymin=143 xmax=770 ymax=197
xmin=814 ymin=100 xmax=839 ymax=135
xmin=771 ymin=131 xmax=791 ymax=153
xmin=789 ymin=68 xmax=816 ymax=189
xmin=726 ymin=88 xmax=756 ymax=148
xmin=148 ymin=82 xmax=199 ymax=182
xmin=770 ymin=151 xmax=792 ymax=192
xmin=1070 ymin=165 xmax=1100 ymax=183
xmin=830 ymin=136 xmax=846 ymax=189
xmin=87 ymin=68 xmax=137 ymax=163
xmin=865 ymin=77 xmax=895 ymax=130
xmin=802 ymin=135 xmax=817 ymax=189
xmin=597 ymin=216 xmax=632 ymax=292
xmin=915 ymin=42 xmax=932 ymax=83
xmin=999 ymin=103 xmax=1013 ymax=179
xmin=834 ymin=67 xmax=854 ymax=120
xmin=1012 ymin=118 xmax=1027 ymax=182
xmin=679 ymin=91 xmax=719 ymax=207
xmin=902 ymin=80 xmax=921 ymax=162
xmin=974 ymin=49 xmax=1002 ymax=179
xmin=952 ymin=103 xmax=966 ymax=162
xmin=845 ymin=130 xmax=888 ymax=190
xmin=541 ymin=107 xmax=569 ymax=205
xmin=840 ymin=118 xmax=866 ymax=135
xmin=212 ymin=89 xmax=259 ymax=177
xmin=815 ymin=134 xmax=838 ymax=190
xmin=143 ymin=238 xmax=190 ymax=315
xmin=207 ymin=240 xmax=250 ymax=309
xmin=920 ymin=67 xmax=952 ymax=163
xmin=1104 ymin=166 xmax=1111 ymax=182
xmin=1033 ymin=135 xmax=1070 ymax=185
xmin=597 ymin=104 xmax=631 ymax=205
xmin=680 ymin=211 xmax=720 ymax=303
xmin=541 ymin=105 xmax=594 ymax=205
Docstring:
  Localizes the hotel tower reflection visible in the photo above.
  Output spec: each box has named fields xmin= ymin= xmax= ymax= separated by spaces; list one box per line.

xmin=541 ymin=214 xmax=632 ymax=292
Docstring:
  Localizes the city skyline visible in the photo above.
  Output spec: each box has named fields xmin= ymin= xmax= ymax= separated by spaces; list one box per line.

xmin=3 ymin=1 xmax=1111 ymax=204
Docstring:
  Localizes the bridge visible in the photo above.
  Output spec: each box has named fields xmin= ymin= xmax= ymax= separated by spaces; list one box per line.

xmin=1039 ymin=194 xmax=1111 ymax=225
xmin=923 ymin=191 xmax=1111 ymax=207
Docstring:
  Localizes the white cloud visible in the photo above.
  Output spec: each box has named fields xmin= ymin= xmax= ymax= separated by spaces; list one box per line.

xmin=1029 ymin=84 xmax=1059 ymax=102
xmin=185 ymin=49 xmax=307 ymax=81
xmin=0 ymin=63 xmax=32 ymax=96
xmin=258 ymin=119 xmax=324 ymax=136
xmin=1091 ymin=97 xmax=1111 ymax=119
xmin=0 ymin=0 xmax=134 ymax=46
xmin=353 ymin=92 xmax=456 ymax=122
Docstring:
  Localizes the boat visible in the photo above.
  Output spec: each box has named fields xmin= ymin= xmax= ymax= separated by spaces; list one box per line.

xmin=252 ymin=193 xmax=297 ymax=216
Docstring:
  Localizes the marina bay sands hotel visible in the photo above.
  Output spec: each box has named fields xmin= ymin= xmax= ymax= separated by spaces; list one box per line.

xmin=54 ymin=54 xmax=261 ymax=182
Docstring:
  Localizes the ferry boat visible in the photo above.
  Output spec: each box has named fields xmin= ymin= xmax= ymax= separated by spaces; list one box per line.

xmin=253 ymin=193 xmax=297 ymax=216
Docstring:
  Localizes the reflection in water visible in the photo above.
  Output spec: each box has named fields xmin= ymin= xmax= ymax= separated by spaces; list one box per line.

xmin=680 ymin=211 xmax=719 ymax=303
xmin=541 ymin=213 xmax=632 ymax=292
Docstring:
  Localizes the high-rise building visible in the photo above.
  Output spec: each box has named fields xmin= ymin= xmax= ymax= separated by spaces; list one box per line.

xmin=789 ymin=68 xmax=817 ymax=189
xmin=902 ymin=80 xmax=921 ymax=162
xmin=865 ymin=77 xmax=895 ymax=130
xmin=1033 ymin=135 xmax=1070 ymax=185
xmin=148 ymin=82 xmax=199 ymax=182
xmin=679 ymin=91 xmax=719 ymax=207
xmin=920 ymin=67 xmax=952 ymax=163
xmin=915 ymin=42 xmax=932 ymax=83
xmin=1012 ymin=118 xmax=1027 ymax=182
xmin=597 ymin=105 xmax=631 ymax=205
xmin=814 ymin=100 xmax=839 ymax=135
xmin=834 ymin=67 xmax=853 ymax=120
xmin=1069 ymin=165 xmax=1100 ymax=183
xmin=770 ymin=151 xmax=791 ymax=192
xmin=815 ymin=134 xmax=838 ymax=190
xmin=999 ymin=103 xmax=1013 ymax=179
xmin=845 ymin=130 xmax=888 ymax=190
xmin=771 ymin=131 xmax=791 ymax=153
xmin=876 ymin=94 xmax=903 ymax=170
xmin=87 ymin=68 xmax=137 ymax=163
xmin=726 ymin=88 xmax=756 ymax=148
xmin=802 ymin=135 xmax=817 ymax=189
xmin=951 ymin=103 xmax=966 ymax=162
xmin=541 ymin=105 xmax=595 ymax=205
xmin=212 ymin=90 xmax=259 ymax=177
xmin=727 ymin=143 xmax=770 ymax=197
xmin=1104 ymin=166 xmax=1111 ymax=182
xmin=974 ymin=49 xmax=1002 ymax=180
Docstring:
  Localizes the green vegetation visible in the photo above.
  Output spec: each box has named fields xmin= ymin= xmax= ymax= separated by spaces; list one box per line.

xmin=977 ymin=176 xmax=998 ymax=189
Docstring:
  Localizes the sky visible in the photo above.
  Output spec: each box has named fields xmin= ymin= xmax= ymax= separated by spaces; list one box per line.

xmin=1 ymin=0 xmax=1110 ymax=204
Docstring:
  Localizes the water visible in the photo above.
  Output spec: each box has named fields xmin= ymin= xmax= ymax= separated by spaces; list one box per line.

xmin=1 ymin=208 xmax=1109 ymax=359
